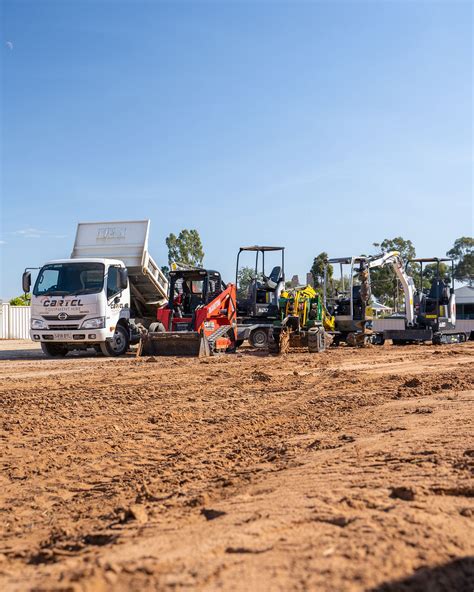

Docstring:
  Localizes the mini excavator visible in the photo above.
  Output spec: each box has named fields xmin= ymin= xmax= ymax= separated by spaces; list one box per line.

xmin=368 ymin=253 xmax=468 ymax=345
xmin=323 ymin=256 xmax=380 ymax=346
xmin=324 ymin=251 xmax=468 ymax=346
xmin=269 ymin=285 xmax=335 ymax=354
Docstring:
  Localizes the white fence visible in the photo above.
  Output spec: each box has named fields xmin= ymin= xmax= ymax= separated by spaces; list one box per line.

xmin=0 ymin=304 xmax=31 ymax=339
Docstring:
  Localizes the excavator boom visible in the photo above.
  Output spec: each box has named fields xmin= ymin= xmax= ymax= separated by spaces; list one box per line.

xmin=368 ymin=251 xmax=416 ymax=325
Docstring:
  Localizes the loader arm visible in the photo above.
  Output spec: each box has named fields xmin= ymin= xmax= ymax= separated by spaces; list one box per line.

xmin=195 ymin=283 xmax=237 ymax=348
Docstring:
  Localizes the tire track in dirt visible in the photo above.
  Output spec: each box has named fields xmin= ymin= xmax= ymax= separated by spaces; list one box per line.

xmin=0 ymin=343 xmax=473 ymax=591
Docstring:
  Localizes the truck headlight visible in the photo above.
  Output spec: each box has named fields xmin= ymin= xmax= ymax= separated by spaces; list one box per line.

xmin=81 ymin=317 xmax=105 ymax=329
xmin=31 ymin=318 xmax=47 ymax=329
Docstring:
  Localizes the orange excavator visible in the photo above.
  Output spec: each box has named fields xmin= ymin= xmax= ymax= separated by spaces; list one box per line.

xmin=140 ymin=268 xmax=237 ymax=356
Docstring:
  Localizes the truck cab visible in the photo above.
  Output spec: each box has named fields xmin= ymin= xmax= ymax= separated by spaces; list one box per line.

xmin=23 ymin=220 xmax=169 ymax=357
xmin=25 ymin=258 xmax=131 ymax=357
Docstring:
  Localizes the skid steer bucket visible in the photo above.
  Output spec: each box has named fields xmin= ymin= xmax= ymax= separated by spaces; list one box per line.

xmin=141 ymin=331 xmax=211 ymax=357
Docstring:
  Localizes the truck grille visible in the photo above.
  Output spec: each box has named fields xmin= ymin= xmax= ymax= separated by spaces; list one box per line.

xmin=42 ymin=315 xmax=85 ymax=321
xmin=46 ymin=324 xmax=80 ymax=331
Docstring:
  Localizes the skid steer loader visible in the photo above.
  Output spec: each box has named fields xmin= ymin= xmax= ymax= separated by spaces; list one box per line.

xmin=269 ymin=285 xmax=335 ymax=354
xmin=140 ymin=268 xmax=237 ymax=356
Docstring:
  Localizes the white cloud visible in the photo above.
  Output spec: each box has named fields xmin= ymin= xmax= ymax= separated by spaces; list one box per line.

xmin=12 ymin=228 xmax=68 ymax=240
xmin=0 ymin=240 xmax=6 ymax=245
xmin=11 ymin=228 xmax=69 ymax=240
xmin=13 ymin=227 xmax=49 ymax=239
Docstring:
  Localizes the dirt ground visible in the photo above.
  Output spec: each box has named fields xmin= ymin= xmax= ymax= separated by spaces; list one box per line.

xmin=0 ymin=340 xmax=473 ymax=591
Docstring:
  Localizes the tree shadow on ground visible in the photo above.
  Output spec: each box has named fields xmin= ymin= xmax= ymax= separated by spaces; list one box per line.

xmin=372 ymin=557 xmax=474 ymax=592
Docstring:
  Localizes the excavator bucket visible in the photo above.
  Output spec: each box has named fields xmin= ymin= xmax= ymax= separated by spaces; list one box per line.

xmin=140 ymin=331 xmax=211 ymax=357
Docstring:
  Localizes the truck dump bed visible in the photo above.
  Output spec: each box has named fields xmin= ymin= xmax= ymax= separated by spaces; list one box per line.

xmin=71 ymin=220 xmax=168 ymax=318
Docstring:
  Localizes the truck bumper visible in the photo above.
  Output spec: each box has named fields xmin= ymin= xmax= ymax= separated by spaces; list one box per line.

xmin=31 ymin=329 xmax=110 ymax=343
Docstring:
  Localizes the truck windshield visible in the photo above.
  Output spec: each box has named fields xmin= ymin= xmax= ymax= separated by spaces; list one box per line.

xmin=33 ymin=263 xmax=105 ymax=296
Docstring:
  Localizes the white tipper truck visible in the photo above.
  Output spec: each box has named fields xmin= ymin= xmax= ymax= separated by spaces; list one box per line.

xmin=22 ymin=220 xmax=168 ymax=357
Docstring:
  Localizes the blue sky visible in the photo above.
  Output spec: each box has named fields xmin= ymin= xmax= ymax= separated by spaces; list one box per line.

xmin=1 ymin=0 xmax=472 ymax=298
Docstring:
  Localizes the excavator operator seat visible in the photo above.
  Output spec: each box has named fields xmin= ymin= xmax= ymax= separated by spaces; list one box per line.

xmin=428 ymin=279 xmax=450 ymax=304
xmin=265 ymin=266 xmax=282 ymax=291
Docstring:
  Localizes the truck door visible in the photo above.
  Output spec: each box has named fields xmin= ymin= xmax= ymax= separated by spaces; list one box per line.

xmin=106 ymin=266 xmax=126 ymax=321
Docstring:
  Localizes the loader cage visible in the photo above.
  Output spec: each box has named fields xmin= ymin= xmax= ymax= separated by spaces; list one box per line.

xmin=167 ymin=269 xmax=224 ymax=319
xmin=140 ymin=267 xmax=237 ymax=357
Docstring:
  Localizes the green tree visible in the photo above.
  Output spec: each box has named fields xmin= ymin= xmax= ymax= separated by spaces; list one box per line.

xmin=10 ymin=294 xmax=31 ymax=306
xmin=373 ymin=237 xmax=416 ymax=262
xmin=237 ymin=266 xmax=262 ymax=299
xmin=422 ymin=262 xmax=449 ymax=291
xmin=447 ymin=237 xmax=474 ymax=285
xmin=454 ymin=254 xmax=474 ymax=285
xmin=310 ymin=252 xmax=332 ymax=288
xmin=165 ymin=229 xmax=204 ymax=268
xmin=371 ymin=237 xmax=417 ymax=307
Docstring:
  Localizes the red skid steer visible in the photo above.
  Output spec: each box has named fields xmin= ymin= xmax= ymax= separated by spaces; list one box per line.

xmin=140 ymin=268 xmax=237 ymax=356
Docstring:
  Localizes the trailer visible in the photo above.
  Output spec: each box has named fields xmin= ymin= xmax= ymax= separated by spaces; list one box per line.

xmin=23 ymin=220 xmax=168 ymax=357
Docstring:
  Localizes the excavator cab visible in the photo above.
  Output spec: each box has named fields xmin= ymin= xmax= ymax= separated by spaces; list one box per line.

xmin=411 ymin=259 xmax=456 ymax=333
xmin=324 ymin=256 xmax=376 ymax=345
xmin=235 ymin=246 xmax=286 ymax=348
xmin=236 ymin=248 xmax=285 ymax=318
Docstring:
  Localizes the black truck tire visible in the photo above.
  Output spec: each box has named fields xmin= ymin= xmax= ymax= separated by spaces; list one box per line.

xmin=100 ymin=324 xmax=129 ymax=357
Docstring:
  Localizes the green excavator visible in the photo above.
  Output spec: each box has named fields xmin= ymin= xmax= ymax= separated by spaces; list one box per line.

xmin=269 ymin=285 xmax=335 ymax=354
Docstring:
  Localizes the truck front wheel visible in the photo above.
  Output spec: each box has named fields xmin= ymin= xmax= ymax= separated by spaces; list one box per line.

xmin=41 ymin=343 xmax=68 ymax=358
xmin=100 ymin=325 xmax=129 ymax=357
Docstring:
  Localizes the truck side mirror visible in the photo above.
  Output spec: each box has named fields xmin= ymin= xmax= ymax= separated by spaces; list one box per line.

xmin=118 ymin=268 xmax=128 ymax=290
xmin=22 ymin=271 xmax=31 ymax=293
